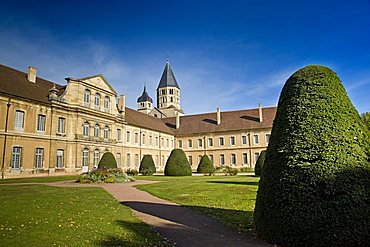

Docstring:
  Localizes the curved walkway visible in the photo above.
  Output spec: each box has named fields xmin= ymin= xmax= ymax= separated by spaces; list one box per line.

xmin=4 ymin=180 xmax=271 ymax=247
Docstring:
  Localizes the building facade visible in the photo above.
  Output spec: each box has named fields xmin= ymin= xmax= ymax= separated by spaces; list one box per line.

xmin=0 ymin=62 xmax=275 ymax=177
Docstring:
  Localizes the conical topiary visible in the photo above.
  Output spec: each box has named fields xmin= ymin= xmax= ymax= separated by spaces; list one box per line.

xmin=164 ymin=149 xmax=192 ymax=176
xmin=139 ymin=155 xmax=156 ymax=176
xmin=254 ymin=65 xmax=370 ymax=246
xmin=196 ymin=155 xmax=215 ymax=174
xmin=98 ymin=152 xmax=117 ymax=170
xmin=254 ymin=150 xmax=266 ymax=176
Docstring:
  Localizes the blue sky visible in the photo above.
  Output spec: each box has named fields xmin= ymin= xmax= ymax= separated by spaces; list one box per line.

xmin=1 ymin=0 xmax=369 ymax=114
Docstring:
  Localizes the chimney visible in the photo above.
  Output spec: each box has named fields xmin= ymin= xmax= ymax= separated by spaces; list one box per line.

xmin=118 ymin=94 xmax=125 ymax=112
xmin=217 ymin=107 xmax=221 ymax=125
xmin=176 ymin=112 xmax=180 ymax=129
xmin=27 ymin=66 xmax=37 ymax=83
xmin=258 ymin=103 xmax=263 ymax=123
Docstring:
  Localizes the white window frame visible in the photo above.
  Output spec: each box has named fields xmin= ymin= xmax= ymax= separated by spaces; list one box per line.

xmin=56 ymin=149 xmax=64 ymax=168
xmin=253 ymin=134 xmax=259 ymax=145
xmin=37 ymin=114 xmax=46 ymax=132
xmin=142 ymin=134 xmax=146 ymax=145
xmin=219 ymin=137 xmax=224 ymax=146
xmin=178 ymin=140 xmax=182 ymax=148
xmin=11 ymin=147 xmax=22 ymax=169
xmin=231 ymin=154 xmax=236 ymax=166
xmin=208 ymin=138 xmax=213 ymax=147
xmin=58 ymin=117 xmax=66 ymax=134
xmin=104 ymin=126 xmax=109 ymax=140
xmin=198 ymin=139 xmax=203 ymax=148
xmin=93 ymin=149 xmax=100 ymax=167
xmin=94 ymin=124 xmax=100 ymax=138
xmin=104 ymin=96 xmax=110 ymax=112
xmin=84 ymin=90 xmax=90 ymax=107
xmin=220 ymin=154 xmax=225 ymax=166
xmin=188 ymin=139 xmax=192 ymax=148
xmin=126 ymin=153 xmax=131 ymax=167
xmin=117 ymin=129 xmax=121 ymax=142
xmin=134 ymin=133 xmax=139 ymax=144
xmin=82 ymin=148 xmax=89 ymax=167
xmin=35 ymin=148 xmax=44 ymax=169
xmin=242 ymin=135 xmax=247 ymax=145
xmin=126 ymin=131 xmax=131 ymax=143
xmin=14 ymin=110 xmax=25 ymax=130
xmin=83 ymin=123 xmax=89 ymax=137
xmin=243 ymin=153 xmax=248 ymax=165
xmin=94 ymin=93 xmax=101 ymax=110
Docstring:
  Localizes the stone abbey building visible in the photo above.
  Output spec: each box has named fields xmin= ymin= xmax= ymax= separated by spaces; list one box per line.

xmin=0 ymin=62 xmax=276 ymax=177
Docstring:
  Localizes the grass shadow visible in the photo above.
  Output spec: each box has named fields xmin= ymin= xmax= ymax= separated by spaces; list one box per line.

xmin=207 ymin=181 xmax=259 ymax=186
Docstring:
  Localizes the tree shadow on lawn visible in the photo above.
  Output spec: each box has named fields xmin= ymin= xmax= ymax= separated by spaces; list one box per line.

xmin=207 ymin=181 xmax=259 ymax=186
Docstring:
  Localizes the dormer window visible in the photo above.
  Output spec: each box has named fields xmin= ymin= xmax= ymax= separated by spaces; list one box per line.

xmin=84 ymin=90 xmax=90 ymax=107
xmin=94 ymin=93 xmax=100 ymax=110
xmin=104 ymin=96 xmax=110 ymax=112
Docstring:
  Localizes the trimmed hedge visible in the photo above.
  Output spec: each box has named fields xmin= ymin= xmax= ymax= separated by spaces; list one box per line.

xmin=139 ymin=155 xmax=156 ymax=176
xmin=254 ymin=150 xmax=266 ymax=176
xmin=254 ymin=65 xmax=370 ymax=247
xmin=164 ymin=149 xmax=192 ymax=176
xmin=196 ymin=155 xmax=215 ymax=174
xmin=98 ymin=152 xmax=117 ymax=170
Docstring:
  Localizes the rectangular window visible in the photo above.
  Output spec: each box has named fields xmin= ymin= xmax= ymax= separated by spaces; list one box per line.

xmin=188 ymin=139 xmax=193 ymax=148
xmin=156 ymin=137 xmax=158 ymax=146
xmin=117 ymin=129 xmax=121 ymax=142
xmin=104 ymin=97 xmax=109 ymax=112
xmin=149 ymin=135 xmax=152 ymax=145
xmin=11 ymin=147 xmax=22 ymax=169
xmin=82 ymin=149 xmax=89 ymax=167
xmin=266 ymin=134 xmax=271 ymax=145
xmin=58 ymin=117 xmax=65 ymax=134
xmin=254 ymin=153 xmax=260 ymax=165
xmin=104 ymin=127 xmax=109 ymax=139
xmin=56 ymin=150 xmax=64 ymax=168
xmin=242 ymin=135 xmax=247 ymax=145
xmin=220 ymin=154 xmax=225 ymax=166
xmin=209 ymin=155 xmax=214 ymax=163
xmin=253 ymin=135 xmax=259 ymax=145
xmin=94 ymin=94 xmax=100 ymax=109
xmin=83 ymin=124 xmax=89 ymax=137
xmin=93 ymin=150 xmax=100 ymax=167
xmin=188 ymin=156 xmax=193 ymax=166
xmin=219 ymin=137 xmax=224 ymax=146
xmin=243 ymin=153 xmax=248 ymax=165
xmin=167 ymin=139 xmax=169 ymax=147
xmin=231 ymin=154 xmax=236 ymax=165
xmin=208 ymin=138 xmax=213 ymax=147
xmin=126 ymin=131 xmax=131 ymax=143
xmin=117 ymin=153 xmax=121 ymax=168
xmin=14 ymin=110 xmax=25 ymax=129
xmin=135 ymin=154 xmax=139 ymax=167
xmin=230 ymin=136 xmax=236 ymax=146
xmin=37 ymin=115 xmax=46 ymax=132
xmin=126 ymin=153 xmax=131 ymax=167
xmin=178 ymin=140 xmax=183 ymax=148
xmin=134 ymin=133 xmax=138 ymax=144
xmin=161 ymin=138 xmax=164 ymax=147
xmin=142 ymin=134 xmax=145 ymax=145
xmin=35 ymin=148 xmax=44 ymax=169
xmin=198 ymin=139 xmax=203 ymax=148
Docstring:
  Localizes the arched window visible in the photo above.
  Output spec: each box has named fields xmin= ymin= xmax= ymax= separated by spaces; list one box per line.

xmin=83 ymin=122 xmax=89 ymax=137
xmin=94 ymin=93 xmax=100 ymax=109
xmin=84 ymin=90 xmax=90 ymax=106
xmin=94 ymin=124 xmax=100 ymax=138
xmin=104 ymin=126 xmax=109 ymax=139
xmin=82 ymin=148 xmax=89 ymax=167
xmin=104 ymin=96 xmax=110 ymax=112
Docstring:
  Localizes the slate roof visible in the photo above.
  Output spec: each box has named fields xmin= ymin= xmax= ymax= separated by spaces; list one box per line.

xmin=125 ymin=107 xmax=174 ymax=134
xmin=157 ymin=62 xmax=180 ymax=89
xmin=0 ymin=64 xmax=65 ymax=104
xmin=162 ymin=107 xmax=276 ymax=135
xmin=137 ymin=86 xmax=153 ymax=103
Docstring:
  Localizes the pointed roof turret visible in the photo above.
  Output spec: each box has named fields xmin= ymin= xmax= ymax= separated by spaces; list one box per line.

xmin=157 ymin=61 xmax=180 ymax=89
xmin=137 ymin=85 xmax=153 ymax=103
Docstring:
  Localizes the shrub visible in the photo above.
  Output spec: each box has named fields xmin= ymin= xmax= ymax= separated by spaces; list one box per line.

xmin=196 ymin=155 xmax=215 ymax=174
xmin=98 ymin=152 xmax=117 ymax=170
xmin=254 ymin=150 xmax=266 ymax=176
xmin=164 ymin=149 xmax=192 ymax=176
xmin=239 ymin=167 xmax=254 ymax=172
xmin=78 ymin=169 xmax=135 ymax=183
xmin=254 ymin=65 xmax=370 ymax=247
xmin=224 ymin=166 xmax=238 ymax=176
xmin=126 ymin=168 xmax=138 ymax=176
xmin=139 ymin=155 xmax=156 ymax=176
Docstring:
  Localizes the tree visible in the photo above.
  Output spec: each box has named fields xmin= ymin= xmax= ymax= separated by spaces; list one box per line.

xmin=254 ymin=65 xmax=370 ymax=246
xmin=139 ymin=155 xmax=156 ymax=175
xmin=164 ymin=149 xmax=192 ymax=176
xmin=98 ymin=152 xmax=117 ymax=170
xmin=254 ymin=150 xmax=266 ymax=176
xmin=196 ymin=155 xmax=215 ymax=174
xmin=362 ymin=112 xmax=370 ymax=131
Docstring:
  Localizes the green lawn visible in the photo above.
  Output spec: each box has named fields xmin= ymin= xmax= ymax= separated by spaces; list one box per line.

xmin=0 ymin=175 xmax=79 ymax=184
xmin=135 ymin=175 xmax=260 ymax=233
xmin=0 ymin=184 xmax=169 ymax=246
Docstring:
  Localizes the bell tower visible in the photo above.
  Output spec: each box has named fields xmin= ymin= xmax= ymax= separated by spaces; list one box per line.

xmin=156 ymin=61 xmax=183 ymax=117
xmin=137 ymin=85 xmax=153 ymax=114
